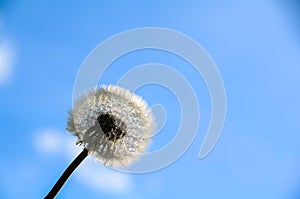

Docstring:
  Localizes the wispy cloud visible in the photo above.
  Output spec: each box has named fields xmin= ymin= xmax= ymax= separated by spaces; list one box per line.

xmin=33 ymin=128 xmax=133 ymax=194
xmin=0 ymin=40 xmax=15 ymax=85
xmin=77 ymin=158 xmax=132 ymax=193
xmin=33 ymin=129 xmax=65 ymax=155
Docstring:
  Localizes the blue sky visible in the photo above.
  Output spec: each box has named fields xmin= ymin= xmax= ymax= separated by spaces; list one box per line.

xmin=0 ymin=0 xmax=300 ymax=198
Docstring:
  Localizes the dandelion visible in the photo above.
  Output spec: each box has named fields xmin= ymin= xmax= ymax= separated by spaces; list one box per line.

xmin=45 ymin=85 xmax=155 ymax=198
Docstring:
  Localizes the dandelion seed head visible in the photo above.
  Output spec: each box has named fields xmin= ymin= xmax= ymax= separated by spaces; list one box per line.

xmin=67 ymin=85 xmax=155 ymax=168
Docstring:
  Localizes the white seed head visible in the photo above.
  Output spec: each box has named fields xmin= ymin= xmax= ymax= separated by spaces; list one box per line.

xmin=67 ymin=85 xmax=155 ymax=168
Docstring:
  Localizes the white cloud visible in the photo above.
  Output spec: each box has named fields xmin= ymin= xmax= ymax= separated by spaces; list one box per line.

xmin=0 ymin=40 xmax=14 ymax=85
xmin=33 ymin=128 xmax=82 ymax=157
xmin=33 ymin=129 xmax=64 ymax=154
xmin=77 ymin=158 xmax=132 ymax=193
xmin=33 ymin=128 xmax=133 ymax=194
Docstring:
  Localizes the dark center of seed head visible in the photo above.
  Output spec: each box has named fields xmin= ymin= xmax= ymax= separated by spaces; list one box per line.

xmin=97 ymin=113 xmax=126 ymax=141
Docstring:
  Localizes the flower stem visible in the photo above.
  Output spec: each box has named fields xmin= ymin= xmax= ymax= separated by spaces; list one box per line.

xmin=44 ymin=148 xmax=89 ymax=199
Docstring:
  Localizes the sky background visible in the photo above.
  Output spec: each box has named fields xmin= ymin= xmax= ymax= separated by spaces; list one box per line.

xmin=1 ymin=0 xmax=300 ymax=198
